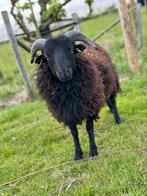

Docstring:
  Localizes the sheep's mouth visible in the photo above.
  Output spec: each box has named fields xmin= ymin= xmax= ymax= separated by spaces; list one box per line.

xmin=58 ymin=75 xmax=72 ymax=82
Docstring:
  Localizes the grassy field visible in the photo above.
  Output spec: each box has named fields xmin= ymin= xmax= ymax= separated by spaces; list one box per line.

xmin=0 ymin=8 xmax=147 ymax=195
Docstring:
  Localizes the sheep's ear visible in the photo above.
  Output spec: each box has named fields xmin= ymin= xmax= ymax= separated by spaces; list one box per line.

xmin=74 ymin=44 xmax=86 ymax=53
xmin=35 ymin=54 xmax=43 ymax=64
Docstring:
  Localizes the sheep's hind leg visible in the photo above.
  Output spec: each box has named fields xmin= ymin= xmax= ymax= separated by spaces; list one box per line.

xmin=69 ymin=124 xmax=83 ymax=160
xmin=86 ymin=117 xmax=98 ymax=158
xmin=107 ymin=95 xmax=121 ymax=124
xmin=107 ymin=98 xmax=114 ymax=113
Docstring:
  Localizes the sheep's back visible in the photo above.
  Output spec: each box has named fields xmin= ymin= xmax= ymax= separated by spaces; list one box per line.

xmin=83 ymin=45 xmax=120 ymax=98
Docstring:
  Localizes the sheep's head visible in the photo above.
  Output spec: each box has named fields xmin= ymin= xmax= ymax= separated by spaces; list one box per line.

xmin=31 ymin=30 xmax=97 ymax=82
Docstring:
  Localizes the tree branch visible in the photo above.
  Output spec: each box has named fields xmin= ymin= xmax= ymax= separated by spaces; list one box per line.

xmin=41 ymin=0 xmax=71 ymax=30
xmin=10 ymin=0 xmax=31 ymax=40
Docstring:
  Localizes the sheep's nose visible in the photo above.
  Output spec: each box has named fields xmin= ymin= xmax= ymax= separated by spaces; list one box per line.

xmin=57 ymin=68 xmax=72 ymax=82
xmin=65 ymin=68 xmax=72 ymax=77
xmin=58 ymin=70 xmax=65 ymax=78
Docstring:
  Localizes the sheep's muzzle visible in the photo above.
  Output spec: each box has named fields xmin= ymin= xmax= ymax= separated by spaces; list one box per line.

xmin=56 ymin=67 xmax=73 ymax=82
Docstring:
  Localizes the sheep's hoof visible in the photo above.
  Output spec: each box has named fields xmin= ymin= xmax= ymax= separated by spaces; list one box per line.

xmin=74 ymin=151 xmax=83 ymax=160
xmin=110 ymin=108 xmax=114 ymax=113
xmin=115 ymin=118 xmax=121 ymax=124
xmin=90 ymin=147 xmax=98 ymax=158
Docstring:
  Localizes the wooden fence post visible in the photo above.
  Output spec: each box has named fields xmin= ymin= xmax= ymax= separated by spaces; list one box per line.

xmin=117 ymin=0 xmax=140 ymax=72
xmin=72 ymin=13 xmax=80 ymax=31
xmin=1 ymin=11 xmax=34 ymax=99
xmin=136 ymin=3 xmax=143 ymax=50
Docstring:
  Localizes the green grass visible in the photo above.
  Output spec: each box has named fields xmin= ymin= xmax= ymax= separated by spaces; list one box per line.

xmin=0 ymin=8 xmax=147 ymax=195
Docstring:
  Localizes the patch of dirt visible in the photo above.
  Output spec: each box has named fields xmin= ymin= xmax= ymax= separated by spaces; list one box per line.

xmin=120 ymin=76 xmax=129 ymax=82
xmin=0 ymin=90 xmax=30 ymax=107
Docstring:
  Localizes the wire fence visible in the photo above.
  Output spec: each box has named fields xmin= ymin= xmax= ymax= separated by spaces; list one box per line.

xmin=0 ymin=3 xmax=144 ymax=104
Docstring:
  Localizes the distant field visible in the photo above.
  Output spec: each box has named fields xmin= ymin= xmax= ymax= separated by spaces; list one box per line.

xmin=0 ymin=8 xmax=146 ymax=195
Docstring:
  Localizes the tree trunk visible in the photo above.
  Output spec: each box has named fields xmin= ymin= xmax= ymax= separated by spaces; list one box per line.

xmin=88 ymin=4 xmax=93 ymax=15
xmin=40 ymin=0 xmax=71 ymax=32
xmin=38 ymin=0 xmax=47 ymax=24
xmin=38 ymin=0 xmax=51 ymax=37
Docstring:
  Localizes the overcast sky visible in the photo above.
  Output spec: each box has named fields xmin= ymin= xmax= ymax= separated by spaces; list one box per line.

xmin=0 ymin=0 xmax=11 ymax=12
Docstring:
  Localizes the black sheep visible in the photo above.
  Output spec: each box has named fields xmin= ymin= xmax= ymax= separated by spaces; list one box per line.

xmin=31 ymin=30 xmax=121 ymax=160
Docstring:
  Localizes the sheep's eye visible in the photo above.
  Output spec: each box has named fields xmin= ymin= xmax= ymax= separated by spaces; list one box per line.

xmin=44 ymin=56 xmax=49 ymax=61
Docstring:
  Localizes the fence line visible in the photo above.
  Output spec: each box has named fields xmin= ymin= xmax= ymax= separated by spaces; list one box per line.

xmin=15 ymin=22 xmax=76 ymax=37
xmin=15 ymin=5 xmax=142 ymax=56
xmin=16 ymin=5 xmax=141 ymax=54
xmin=14 ymin=14 xmax=102 ymax=38
xmin=93 ymin=5 xmax=137 ymax=41
xmin=8 ymin=4 xmax=141 ymax=52
xmin=0 ymin=3 xmax=143 ymax=96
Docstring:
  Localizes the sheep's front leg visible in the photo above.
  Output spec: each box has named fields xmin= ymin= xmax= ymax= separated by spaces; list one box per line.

xmin=69 ymin=124 xmax=83 ymax=160
xmin=86 ymin=117 xmax=98 ymax=158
